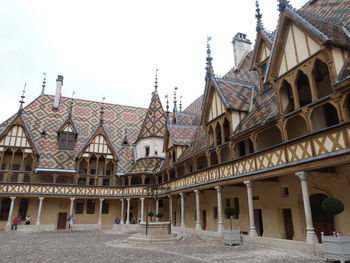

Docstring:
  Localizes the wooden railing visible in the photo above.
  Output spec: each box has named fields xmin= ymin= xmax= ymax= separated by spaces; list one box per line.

xmin=0 ymin=122 xmax=349 ymax=198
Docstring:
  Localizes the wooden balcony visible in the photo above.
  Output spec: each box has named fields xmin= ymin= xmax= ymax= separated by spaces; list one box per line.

xmin=0 ymin=122 xmax=350 ymax=198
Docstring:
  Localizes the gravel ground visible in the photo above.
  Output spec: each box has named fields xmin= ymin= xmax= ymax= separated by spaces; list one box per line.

xmin=0 ymin=230 xmax=324 ymax=263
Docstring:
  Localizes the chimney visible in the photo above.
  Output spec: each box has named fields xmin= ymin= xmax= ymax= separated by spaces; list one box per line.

xmin=232 ymin=33 xmax=252 ymax=68
xmin=53 ymin=75 xmax=63 ymax=109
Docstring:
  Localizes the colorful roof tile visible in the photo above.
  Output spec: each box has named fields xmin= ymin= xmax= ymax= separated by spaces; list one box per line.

xmin=177 ymin=126 xmax=206 ymax=162
xmin=127 ymin=157 xmax=164 ymax=174
xmin=167 ymin=124 xmax=197 ymax=146
xmin=183 ymin=95 xmax=203 ymax=117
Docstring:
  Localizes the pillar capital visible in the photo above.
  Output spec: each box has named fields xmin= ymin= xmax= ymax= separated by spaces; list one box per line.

xmin=168 ymin=195 xmax=172 ymax=199
xmin=70 ymin=197 xmax=75 ymax=201
xmin=214 ymin=185 xmax=221 ymax=192
xmin=295 ymin=171 xmax=308 ymax=181
xmin=179 ymin=192 xmax=184 ymax=197
xmin=99 ymin=198 xmax=104 ymax=202
xmin=126 ymin=198 xmax=130 ymax=201
xmin=194 ymin=189 xmax=199 ymax=194
xmin=244 ymin=180 xmax=252 ymax=187
xmin=120 ymin=199 xmax=124 ymax=202
xmin=140 ymin=197 xmax=145 ymax=201
xmin=10 ymin=196 xmax=16 ymax=200
xmin=38 ymin=197 xmax=44 ymax=200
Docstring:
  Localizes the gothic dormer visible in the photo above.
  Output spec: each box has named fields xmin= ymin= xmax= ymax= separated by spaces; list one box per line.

xmin=57 ymin=120 xmax=77 ymax=150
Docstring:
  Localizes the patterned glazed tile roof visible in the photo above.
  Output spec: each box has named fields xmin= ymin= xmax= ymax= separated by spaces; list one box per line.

xmin=137 ymin=91 xmax=167 ymax=139
xmin=183 ymin=95 xmax=203 ymax=117
xmin=300 ymin=0 xmax=350 ymax=26
xmin=0 ymin=95 xmax=147 ymax=172
xmin=167 ymin=124 xmax=197 ymax=146
xmin=127 ymin=157 xmax=164 ymax=174
xmin=233 ymin=88 xmax=279 ymax=135
xmin=174 ymin=112 xmax=200 ymax=126
xmin=177 ymin=126 xmax=206 ymax=162
xmin=338 ymin=57 xmax=350 ymax=80
xmin=215 ymin=78 xmax=252 ymax=112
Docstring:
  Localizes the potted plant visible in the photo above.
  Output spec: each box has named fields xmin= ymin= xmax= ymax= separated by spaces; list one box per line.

xmin=148 ymin=211 xmax=154 ymax=222
xmin=223 ymin=206 xmax=241 ymax=245
xmin=156 ymin=212 xmax=164 ymax=221
xmin=321 ymin=197 xmax=350 ymax=263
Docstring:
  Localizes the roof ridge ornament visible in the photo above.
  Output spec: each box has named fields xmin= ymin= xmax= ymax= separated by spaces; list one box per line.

xmin=255 ymin=0 xmax=264 ymax=32
xmin=18 ymin=83 xmax=26 ymax=114
xmin=173 ymin=87 xmax=178 ymax=113
xmin=278 ymin=0 xmax=291 ymax=12
xmin=100 ymin=96 xmax=105 ymax=125
xmin=165 ymin=94 xmax=169 ymax=113
xmin=179 ymin=95 xmax=182 ymax=112
xmin=154 ymin=69 xmax=158 ymax=93
xmin=41 ymin=72 xmax=46 ymax=95
xmin=68 ymin=91 xmax=75 ymax=118
xmin=205 ymin=36 xmax=214 ymax=80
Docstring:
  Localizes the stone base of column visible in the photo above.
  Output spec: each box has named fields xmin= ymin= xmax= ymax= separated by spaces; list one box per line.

xmin=217 ymin=223 xmax=224 ymax=233
xmin=126 ymin=220 xmax=130 ymax=225
xmin=180 ymin=221 xmax=185 ymax=228
xmin=98 ymin=220 xmax=102 ymax=225
xmin=306 ymin=228 xmax=319 ymax=244
xmin=36 ymin=220 xmax=40 ymax=226
xmin=121 ymin=219 xmax=125 ymax=224
xmin=249 ymin=227 xmax=258 ymax=237
xmin=195 ymin=223 xmax=201 ymax=231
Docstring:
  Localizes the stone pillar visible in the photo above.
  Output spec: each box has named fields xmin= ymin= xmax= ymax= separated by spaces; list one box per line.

xmin=295 ymin=171 xmax=318 ymax=244
xmin=120 ymin=199 xmax=125 ymax=224
xmin=140 ymin=198 xmax=145 ymax=223
xmin=98 ymin=198 xmax=104 ymax=225
xmin=180 ymin=193 xmax=185 ymax=228
xmin=194 ymin=190 xmax=201 ymax=231
xmin=168 ymin=195 xmax=173 ymax=225
xmin=215 ymin=186 xmax=224 ymax=233
xmin=6 ymin=197 xmax=16 ymax=228
xmin=155 ymin=199 xmax=159 ymax=221
xmin=36 ymin=197 xmax=44 ymax=226
xmin=244 ymin=180 xmax=258 ymax=236
xmin=126 ymin=198 xmax=130 ymax=224
xmin=69 ymin=198 xmax=75 ymax=216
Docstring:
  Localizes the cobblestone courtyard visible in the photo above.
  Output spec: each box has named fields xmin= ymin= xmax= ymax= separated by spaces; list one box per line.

xmin=0 ymin=230 xmax=323 ymax=263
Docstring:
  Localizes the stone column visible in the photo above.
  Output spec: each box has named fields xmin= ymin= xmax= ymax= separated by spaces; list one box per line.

xmin=295 ymin=171 xmax=318 ymax=244
xmin=126 ymin=198 xmax=130 ymax=224
xmin=194 ymin=190 xmax=201 ymax=230
xmin=180 ymin=193 xmax=185 ymax=228
xmin=215 ymin=186 xmax=224 ymax=233
xmin=168 ymin=195 xmax=173 ymax=225
xmin=98 ymin=198 xmax=104 ymax=225
xmin=140 ymin=198 xmax=145 ymax=223
xmin=155 ymin=199 xmax=159 ymax=221
xmin=120 ymin=199 xmax=125 ymax=224
xmin=36 ymin=197 xmax=44 ymax=226
xmin=6 ymin=197 xmax=16 ymax=228
xmin=69 ymin=198 xmax=75 ymax=216
xmin=244 ymin=180 xmax=258 ymax=236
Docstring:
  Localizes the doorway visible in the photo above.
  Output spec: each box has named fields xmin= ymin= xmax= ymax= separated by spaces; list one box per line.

xmin=173 ymin=211 xmax=176 ymax=226
xmin=310 ymin=193 xmax=334 ymax=242
xmin=57 ymin=213 xmax=67 ymax=229
xmin=282 ymin=208 xmax=294 ymax=240
xmin=202 ymin=210 xmax=207 ymax=230
xmin=254 ymin=209 xmax=263 ymax=236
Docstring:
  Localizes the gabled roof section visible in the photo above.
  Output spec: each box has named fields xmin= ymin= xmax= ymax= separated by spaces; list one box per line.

xmin=127 ymin=157 xmax=164 ymax=174
xmin=137 ymin=91 xmax=166 ymax=140
xmin=251 ymin=31 xmax=273 ymax=70
xmin=167 ymin=124 xmax=197 ymax=146
xmin=183 ymin=95 xmax=203 ymax=117
xmin=177 ymin=126 xmax=206 ymax=162
xmin=58 ymin=118 xmax=77 ymax=134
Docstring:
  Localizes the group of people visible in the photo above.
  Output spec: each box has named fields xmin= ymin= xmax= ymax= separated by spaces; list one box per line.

xmin=11 ymin=215 xmax=31 ymax=231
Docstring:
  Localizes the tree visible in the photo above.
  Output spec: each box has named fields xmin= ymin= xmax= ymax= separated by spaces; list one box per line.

xmin=148 ymin=211 xmax=154 ymax=222
xmin=322 ymin=197 xmax=344 ymax=216
xmin=156 ymin=212 xmax=164 ymax=220
xmin=224 ymin=206 xmax=236 ymax=230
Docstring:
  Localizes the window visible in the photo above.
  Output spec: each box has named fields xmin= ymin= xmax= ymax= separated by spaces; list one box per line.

xmin=282 ymin=187 xmax=289 ymax=197
xmin=78 ymin=178 xmax=86 ymax=185
xmin=103 ymin=179 xmax=109 ymax=186
xmin=234 ymin=197 xmax=240 ymax=219
xmin=154 ymin=149 xmax=158 ymax=156
xmin=75 ymin=199 xmax=84 ymax=214
xmin=89 ymin=178 xmax=95 ymax=185
xmin=213 ymin=207 xmax=218 ymax=219
xmin=253 ymin=196 xmax=260 ymax=201
xmin=58 ymin=132 xmax=75 ymax=150
xmin=102 ymin=200 xmax=109 ymax=214
xmin=86 ymin=200 xmax=95 ymax=214
xmin=145 ymin=146 xmax=150 ymax=157
xmin=0 ymin=198 xmax=11 ymax=221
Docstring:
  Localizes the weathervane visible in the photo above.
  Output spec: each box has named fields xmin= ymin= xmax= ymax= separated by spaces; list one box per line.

xmin=173 ymin=87 xmax=178 ymax=113
xmin=100 ymin=96 xmax=105 ymax=124
xmin=18 ymin=83 xmax=26 ymax=114
xmin=41 ymin=73 xmax=46 ymax=95
xmin=154 ymin=69 xmax=158 ymax=93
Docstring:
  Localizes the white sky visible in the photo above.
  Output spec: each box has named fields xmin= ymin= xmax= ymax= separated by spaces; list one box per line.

xmin=0 ymin=0 xmax=306 ymax=123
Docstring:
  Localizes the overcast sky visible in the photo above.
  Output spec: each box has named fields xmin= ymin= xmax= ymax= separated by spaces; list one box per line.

xmin=0 ymin=0 xmax=306 ymax=123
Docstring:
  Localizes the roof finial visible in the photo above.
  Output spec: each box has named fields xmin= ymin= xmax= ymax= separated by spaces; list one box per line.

xmin=41 ymin=72 xmax=46 ymax=95
xmin=179 ymin=95 xmax=182 ymax=112
xmin=255 ymin=0 xmax=263 ymax=32
xmin=154 ymin=69 xmax=158 ymax=93
xmin=205 ymin=36 xmax=214 ymax=80
xmin=278 ymin=0 xmax=291 ymax=12
xmin=173 ymin=87 xmax=178 ymax=113
xmin=18 ymin=83 xmax=26 ymax=114
xmin=122 ymin=128 xmax=129 ymax=145
xmin=100 ymin=96 xmax=105 ymax=124
xmin=68 ymin=91 xmax=75 ymax=118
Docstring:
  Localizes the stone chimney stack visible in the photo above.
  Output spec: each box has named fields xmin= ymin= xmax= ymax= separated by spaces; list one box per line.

xmin=232 ymin=33 xmax=252 ymax=68
xmin=53 ymin=75 xmax=63 ymax=109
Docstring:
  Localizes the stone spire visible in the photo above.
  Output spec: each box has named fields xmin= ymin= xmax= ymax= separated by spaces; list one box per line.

xmin=173 ymin=87 xmax=178 ymax=113
xmin=100 ymin=97 xmax=105 ymax=125
xmin=255 ymin=0 xmax=263 ymax=32
xmin=205 ymin=36 xmax=214 ymax=80
xmin=278 ymin=0 xmax=291 ymax=12
xmin=41 ymin=73 xmax=46 ymax=95
xmin=154 ymin=69 xmax=158 ymax=93
xmin=179 ymin=95 xmax=182 ymax=112
xmin=18 ymin=83 xmax=26 ymax=114
xmin=165 ymin=94 xmax=169 ymax=113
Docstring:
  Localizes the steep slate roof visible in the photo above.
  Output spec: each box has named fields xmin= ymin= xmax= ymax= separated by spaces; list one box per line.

xmin=137 ymin=91 xmax=167 ymax=139
xmin=167 ymin=124 xmax=197 ymax=146
xmin=177 ymin=126 xmax=206 ymax=162
xmin=174 ymin=112 xmax=200 ymax=126
xmin=127 ymin=157 xmax=164 ymax=174
xmin=183 ymin=95 xmax=203 ymax=117
xmin=0 ymin=95 xmax=147 ymax=172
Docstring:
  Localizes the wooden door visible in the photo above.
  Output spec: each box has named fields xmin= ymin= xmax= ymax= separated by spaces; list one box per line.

xmin=57 ymin=213 xmax=67 ymax=229
xmin=173 ymin=211 xmax=176 ymax=226
xmin=254 ymin=209 xmax=264 ymax=236
xmin=202 ymin=210 xmax=207 ymax=230
xmin=282 ymin=208 xmax=294 ymax=240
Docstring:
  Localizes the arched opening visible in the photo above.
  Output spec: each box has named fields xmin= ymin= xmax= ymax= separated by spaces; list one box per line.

xmin=313 ymin=59 xmax=332 ymax=98
xmin=145 ymin=176 xmax=151 ymax=184
xmin=223 ymin=118 xmax=230 ymax=142
xmin=185 ymin=160 xmax=193 ymax=173
xmin=220 ymin=146 xmax=231 ymax=162
xmin=169 ymin=170 xmax=176 ymax=180
xmin=78 ymin=159 xmax=88 ymax=174
xmin=131 ymin=175 xmax=141 ymax=185
xmin=89 ymin=155 xmax=97 ymax=175
xmin=196 ymin=156 xmax=208 ymax=170
xmin=208 ymin=126 xmax=214 ymax=148
xmin=256 ymin=126 xmax=283 ymax=151
xmin=280 ymin=80 xmax=294 ymax=114
xmin=234 ymin=138 xmax=254 ymax=158
xmin=286 ymin=115 xmax=308 ymax=140
xmin=98 ymin=156 xmax=106 ymax=175
xmin=24 ymin=155 xmax=33 ymax=172
xmin=210 ymin=151 xmax=218 ymax=166
xmin=106 ymin=161 xmax=114 ymax=176
xmin=12 ymin=149 xmax=23 ymax=171
xmin=215 ymin=123 xmax=222 ymax=146
xmin=296 ymin=70 xmax=312 ymax=107
xmin=177 ymin=165 xmax=185 ymax=177
xmin=310 ymin=193 xmax=334 ymax=243
xmin=343 ymin=94 xmax=350 ymax=120
xmin=1 ymin=149 xmax=12 ymax=170
xmin=311 ymin=103 xmax=340 ymax=131
xmin=115 ymin=176 xmax=122 ymax=186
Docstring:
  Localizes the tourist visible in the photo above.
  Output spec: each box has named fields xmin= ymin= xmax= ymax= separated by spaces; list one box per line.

xmin=25 ymin=215 xmax=31 ymax=225
xmin=11 ymin=216 xmax=19 ymax=231
xmin=115 ymin=217 xmax=120 ymax=224
xmin=68 ymin=215 xmax=74 ymax=232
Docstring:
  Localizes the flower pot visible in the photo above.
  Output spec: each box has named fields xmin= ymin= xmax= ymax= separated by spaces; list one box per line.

xmin=322 ymin=235 xmax=350 ymax=263
xmin=224 ymin=229 xmax=241 ymax=246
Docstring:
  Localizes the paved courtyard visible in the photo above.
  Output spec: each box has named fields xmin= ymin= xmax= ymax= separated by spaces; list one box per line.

xmin=0 ymin=230 xmax=324 ymax=263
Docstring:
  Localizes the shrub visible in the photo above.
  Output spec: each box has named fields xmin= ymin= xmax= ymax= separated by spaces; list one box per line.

xmin=322 ymin=197 xmax=344 ymax=215
xmin=224 ymin=206 xmax=236 ymax=230
xmin=156 ymin=212 xmax=164 ymax=219
xmin=148 ymin=211 xmax=154 ymax=222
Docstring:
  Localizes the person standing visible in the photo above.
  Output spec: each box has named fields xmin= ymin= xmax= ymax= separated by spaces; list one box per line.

xmin=11 ymin=216 xmax=19 ymax=231
xmin=68 ymin=215 xmax=74 ymax=232
xmin=25 ymin=215 xmax=31 ymax=225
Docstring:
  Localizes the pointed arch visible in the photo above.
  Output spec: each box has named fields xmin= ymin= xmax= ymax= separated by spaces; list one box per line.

xmin=313 ymin=59 xmax=332 ymax=98
xmin=223 ymin=117 xmax=230 ymax=142
xmin=279 ymin=80 xmax=294 ymax=114
xmin=295 ymin=70 xmax=312 ymax=107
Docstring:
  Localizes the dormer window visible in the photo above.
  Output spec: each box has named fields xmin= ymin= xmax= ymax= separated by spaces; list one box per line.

xmin=145 ymin=146 xmax=150 ymax=157
xmin=58 ymin=123 xmax=76 ymax=150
